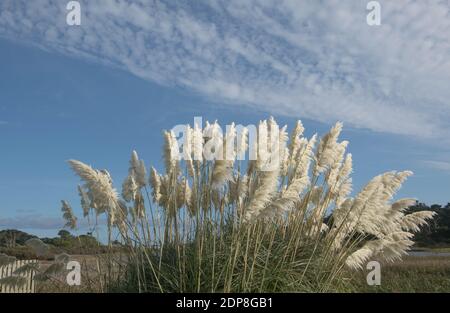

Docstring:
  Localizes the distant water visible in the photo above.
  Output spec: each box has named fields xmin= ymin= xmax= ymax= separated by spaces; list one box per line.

xmin=408 ymin=251 xmax=450 ymax=257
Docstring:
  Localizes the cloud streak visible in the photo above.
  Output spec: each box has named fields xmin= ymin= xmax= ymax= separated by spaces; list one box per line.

xmin=423 ymin=160 xmax=450 ymax=173
xmin=0 ymin=0 xmax=449 ymax=140
xmin=0 ymin=213 xmax=100 ymax=230
xmin=0 ymin=214 xmax=65 ymax=229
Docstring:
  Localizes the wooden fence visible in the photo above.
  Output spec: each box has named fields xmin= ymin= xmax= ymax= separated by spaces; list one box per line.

xmin=0 ymin=260 xmax=37 ymax=293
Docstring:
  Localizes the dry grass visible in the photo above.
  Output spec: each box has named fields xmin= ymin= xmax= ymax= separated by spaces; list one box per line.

xmin=354 ymin=255 xmax=450 ymax=292
xmin=33 ymin=254 xmax=450 ymax=293
xmin=35 ymin=255 xmax=102 ymax=293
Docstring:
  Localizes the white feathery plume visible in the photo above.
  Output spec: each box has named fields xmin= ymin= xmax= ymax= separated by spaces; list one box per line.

xmin=274 ymin=121 xmax=289 ymax=167
xmin=87 ymin=191 xmax=101 ymax=215
xmin=328 ymin=152 xmax=352 ymax=208
xmin=203 ymin=120 xmax=212 ymax=135
xmin=332 ymin=173 xmax=385 ymax=246
xmin=245 ymin=167 xmax=279 ymax=220
xmin=348 ymin=173 xmax=384 ymax=233
xmin=212 ymin=123 xmax=236 ymax=189
xmin=115 ymin=200 xmax=130 ymax=232
xmin=281 ymin=146 xmax=290 ymax=176
xmin=163 ymin=130 xmax=180 ymax=175
xmin=203 ymin=120 xmax=221 ymax=144
xmin=339 ymin=153 xmax=353 ymax=182
xmin=326 ymin=141 xmax=349 ymax=192
xmin=192 ymin=122 xmax=204 ymax=162
xmin=256 ymin=120 xmax=269 ymax=170
xmin=149 ymin=166 xmax=162 ymax=204
xmin=380 ymin=171 xmax=413 ymax=204
xmin=294 ymin=134 xmax=317 ymax=179
xmin=400 ymin=211 xmax=436 ymax=232
xmin=176 ymin=178 xmax=188 ymax=209
xmin=68 ymin=160 xmax=120 ymax=226
xmin=229 ymin=174 xmax=249 ymax=205
xmin=237 ymin=127 xmax=249 ymax=160
xmin=338 ymin=168 xmax=434 ymax=269
xmin=289 ymin=120 xmax=305 ymax=158
xmin=61 ymin=200 xmax=77 ymax=230
xmin=345 ymin=240 xmax=382 ymax=270
xmin=335 ymin=178 xmax=352 ymax=208
xmin=122 ymin=150 xmax=147 ymax=202
xmin=188 ymin=183 xmax=198 ymax=216
xmin=158 ymin=174 xmax=171 ymax=209
xmin=268 ymin=175 xmax=309 ymax=217
xmin=184 ymin=125 xmax=195 ymax=177
xmin=391 ymin=198 xmax=417 ymax=211
xmin=237 ymin=175 xmax=249 ymax=204
xmin=130 ymin=150 xmax=147 ymax=187
xmin=378 ymin=232 xmax=415 ymax=262
xmin=133 ymin=196 xmax=144 ymax=222
xmin=331 ymin=153 xmax=353 ymax=208
xmin=244 ymin=119 xmax=282 ymax=219
xmin=314 ymin=122 xmax=343 ymax=176
xmin=78 ymin=185 xmax=91 ymax=218
xmin=380 ymin=198 xmax=417 ymax=231
xmin=122 ymin=174 xmax=138 ymax=202
xmin=356 ymin=171 xmax=414 ymax=236
xmin=225 ymin=123 xmax=237 ymax=161
xmin=291 ymin=137 xmax=307 ymax=169
xmin=184 ymin=179 xmax=192 ymax=207
xmin=278 ymin=125 xmax=289 ymax=175
xmin=268 ymin=117 xmax=284 ymax=158
xmin=247 ymin=135 xmax=258 ymax=175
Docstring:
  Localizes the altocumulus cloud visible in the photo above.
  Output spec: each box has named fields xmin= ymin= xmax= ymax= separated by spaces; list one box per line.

xmin=0 ymin=0 xmax=449 ymax=140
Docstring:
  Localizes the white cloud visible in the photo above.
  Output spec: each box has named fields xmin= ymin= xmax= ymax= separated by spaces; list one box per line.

xmin=423 ymin=160 xmax=450 ymax=173
xmin=0 ymin=0 xmax=449 ymax=140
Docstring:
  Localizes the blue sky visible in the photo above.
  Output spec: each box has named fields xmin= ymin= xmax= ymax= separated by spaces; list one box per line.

xmin=0 ymin=0 xmax=449 ymax=238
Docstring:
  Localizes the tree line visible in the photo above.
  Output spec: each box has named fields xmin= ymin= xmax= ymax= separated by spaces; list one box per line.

xmin=405 ymin=202 xmax=450 ymax=247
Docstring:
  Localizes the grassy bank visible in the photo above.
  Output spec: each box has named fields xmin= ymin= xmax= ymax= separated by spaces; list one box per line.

xmin=413 ymin=247 xmax=450 ymax=253
xmin=354 ymin=255 xmax=450 ymax=292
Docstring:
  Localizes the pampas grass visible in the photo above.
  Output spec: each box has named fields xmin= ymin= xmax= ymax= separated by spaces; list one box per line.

xmin=61 ymin=200 xmax=77 ymax=230
xmin=64 ymin=117 xmax=434 ymax=292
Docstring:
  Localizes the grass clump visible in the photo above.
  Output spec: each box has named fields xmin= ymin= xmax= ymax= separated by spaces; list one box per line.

xmin=63 ymin=117 xmax=434 ymax=292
